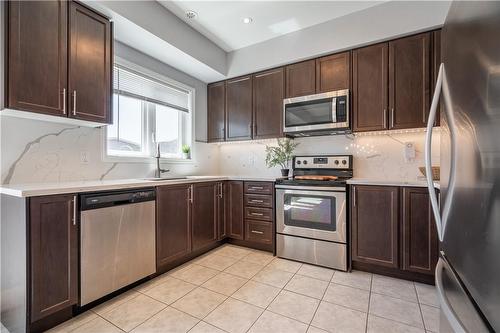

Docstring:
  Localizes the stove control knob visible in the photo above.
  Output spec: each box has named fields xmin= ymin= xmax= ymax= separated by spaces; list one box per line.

xmin=334 ymin=160 xmax=339 ymax=165
xmin=342 ymin=160 xmax=347 ymax=165
xmin=303 ymin=160 xmax=308 ymax=165
xmin=296 ymin=160 xmax=301 ymax=165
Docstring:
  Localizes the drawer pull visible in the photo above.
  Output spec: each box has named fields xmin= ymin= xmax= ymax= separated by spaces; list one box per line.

xmin=251 ymin=230 xmax=264 ymax=235
xmin=251 ymin=199 xmax=264 ymax=203
xmin=251 ymin=186 xmax=264 ymax=190
xmin=251 ymin=212 xmax=264 ymax=216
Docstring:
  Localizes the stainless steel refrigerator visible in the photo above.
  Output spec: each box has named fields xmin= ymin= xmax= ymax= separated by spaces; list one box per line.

xmin=425 ymin=1 xmax=500 ymax=332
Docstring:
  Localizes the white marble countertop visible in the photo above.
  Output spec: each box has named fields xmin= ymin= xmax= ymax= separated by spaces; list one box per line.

xmin=347 ymin=178 xmax=440 ymax=189
xmin=0 ymin=176 xmax=277 ymax=198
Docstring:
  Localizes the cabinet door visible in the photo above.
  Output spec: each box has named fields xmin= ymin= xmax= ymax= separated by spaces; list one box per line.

xmin=285 ymin=60 xmax=316 ymax=98
xmin=225 ymin=181 xmax=244 ymax=240
xmin=218 ymin=182 xmax=227 ymax=240
xmin=402 ymin=187 xmax=438 ymax=275
xmin=352 ymin=43 xmax=389 ymax=132
xmin=157 ymin=185 xmax=191 ymax=269
xmin=253 ymin=68 xmax=284 ymax=139
xmin=226 ymin=76 xmax=253 ymax=141
xmin=68 ymin=2 xmax=112 ymax=123
xmin=29 ymin=194 xmax=77 ymax=322
xmin=431 ymin=29 xmax=441 ymax=126
xmin=352 ymin=185 xmax=399 ymax=268
xmin=316 ymin=52 xmax=351 ymax=93
xmin=192 ymin=183 xmax=218 ymax=250
xmin=208 ymin=81 xmax=226 ymax=142
xmin=389 ymin=33 xmax=431 ymax=129
xmin=6 ymin=1 xmax=68 ymax=117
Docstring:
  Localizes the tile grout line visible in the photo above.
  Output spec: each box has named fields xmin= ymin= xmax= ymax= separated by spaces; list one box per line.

xmin=414 ymin=282 xmax=427 ymax=331
xmin=365 ymin=272 xmax=374 ymax=333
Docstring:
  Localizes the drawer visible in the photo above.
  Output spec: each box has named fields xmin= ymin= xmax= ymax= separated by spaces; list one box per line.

xmin=245 ymin=207 xmax=273 ymax=221
xmin=244 ymin=182 xmax=273 ymax=195
xmin=245 ymin=220 xmax=272 ymax=244
xmin=245 ymin=194 xmax=273 ymax=208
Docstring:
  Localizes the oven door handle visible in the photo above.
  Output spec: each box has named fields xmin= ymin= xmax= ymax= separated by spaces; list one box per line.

xmin=275 ymin=185 xmax=346 ymax=192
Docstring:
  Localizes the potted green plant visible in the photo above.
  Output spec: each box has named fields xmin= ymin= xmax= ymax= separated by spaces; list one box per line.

xmin=181 ymin=144 xmax=191 ymax=159
xmin=265 ymin=138 xmax=299 ymax=177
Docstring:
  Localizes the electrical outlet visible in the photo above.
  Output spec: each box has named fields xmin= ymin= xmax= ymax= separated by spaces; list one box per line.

xmin=404 ymin=142 xmax=415 ymax=163
xmin=80 ymin=151 xmax=90 ymax=165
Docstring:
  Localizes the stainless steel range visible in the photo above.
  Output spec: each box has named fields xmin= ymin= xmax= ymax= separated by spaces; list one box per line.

xmin=275 ymin=155 xmax=352 ymax=271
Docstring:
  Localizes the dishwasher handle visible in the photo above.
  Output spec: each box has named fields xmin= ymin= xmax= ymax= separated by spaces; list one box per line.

xmin=80 ymin=188 xmax=156 ymax=211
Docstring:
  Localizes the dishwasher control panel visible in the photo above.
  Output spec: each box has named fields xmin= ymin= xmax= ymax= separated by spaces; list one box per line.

xmin=80 ymin=188 xmax=156 ymax=210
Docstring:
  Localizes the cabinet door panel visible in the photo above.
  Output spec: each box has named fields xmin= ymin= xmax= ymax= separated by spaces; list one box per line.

xmin=192 ymin=183 xmax=218 ymax=250
xmin=352 ymin=186 xmax=399 ymax=268
xmin=352 ymin=43 xmax=389 ymax=132
xmin=7 ymin=1 xmax=67 ymax=116
xmin=431 ymin=29 xmax=442 ymax=126
xmin=389 ymin=33 xmax=431 ymax=129
xmin=402 ymin=187 xmax=438 ymax=275
xmin=68 ymin=2 xmax=112 ymax=123
xmin=218 ymin=182 xmax=227 ymax=240
xmin=30 ymin=194 xmax=77 ymax=322
xmin=225 ymin=181 xmax=244 ymax=240
xmin=285 ymin=60 xmax=316 ymax=98
xmin=208 ymin=82 xmax=226 ymax=142
xmin=226 ymin=76 xmax=253 ymax=140
xmin=156 ymin=185 xmax=191 ymax=268
xmin=253 ymin=68 xmax=284 ymax=139
xmin=316 ymin=52 xmax=351 ymax=93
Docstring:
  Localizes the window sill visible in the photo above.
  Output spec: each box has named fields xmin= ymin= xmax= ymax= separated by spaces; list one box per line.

xmin=102 ymin=154 xmax=195 ymax=164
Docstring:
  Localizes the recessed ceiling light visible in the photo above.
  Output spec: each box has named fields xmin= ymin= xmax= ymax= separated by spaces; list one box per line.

xmin=186 ymin=10 xmax=198 ymax=20
xmin=242 ymin=17 xmax=253 ymax=24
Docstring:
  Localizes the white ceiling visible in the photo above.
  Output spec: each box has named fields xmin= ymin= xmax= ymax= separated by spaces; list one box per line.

xmin=158 ymin=1 xmax=385 ymax=51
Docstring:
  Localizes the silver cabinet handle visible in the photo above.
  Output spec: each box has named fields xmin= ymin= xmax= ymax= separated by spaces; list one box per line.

xmin=62 ymin=88 xmax=66 ymax=114
xmin=353 ymin=186 xmax=356 ymax=207
xmin=72 ymin=195 xmax=77 ymax=226
xmin=72 ymin=90 xmax=77 ymax=115
xmin=390 ymin=108 xmax=395 ymax=128
xmin=251 ymin=199 xmax=264 ymax=203
xmin=251 ymin=230 xmax=264 ymax=235
xmin=187 ymin=185 xmax=193 ymax=203
xmin=251 ymin=186 xmax=264 ymax=190
xmin=383 ymin=108 xmax=387 ymax=128
xmin=251 ymin=212 xmax=264 ymax=216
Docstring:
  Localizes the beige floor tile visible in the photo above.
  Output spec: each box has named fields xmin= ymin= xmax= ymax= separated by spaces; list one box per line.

xmin=307 ymin=326 xmax=329 ymax=333
xmin=367 ymin=315 xmax=425 ymax=333
xmin=311 ymin=301 xmax=367 ymax=333
xmin=371 ymin=275 xmax=418 ymax=302
xmin=205 ymin=298 xmax=263 ymax=333
xmin=267 ymin=258 xmax=303 ymax=273
xmin=143 ymin=277 xmax=197 ymax=304
xmin=241 ymin=251 xmax=275 ymax=265
xmin=196 ymin=254 xmax=239 ymax=271
xmin=189 ymin=321 xmax=226 ymax=333
xmin=101 ymin=294 xmax=166 ymax=331
xmin=268 ymin=290 xmax=320 ymax=324
xmin=131 ymin=307 xmax=199 ymax=333
xmin=224 ymin=260 xmax=264 ymax=279
xmin=369 ymin=293 xmax=424 ymax=328
xmin=213 ymin=245 xmax=253 ymax=259
xmin=202 ymin=272 xmax=248 ymax=296
xmin=170 ymin=264 xmax=219 ymax=285
xmin=135 ymin=274 xmax=171 ymax=293
xmin=421 ymin=304 xmax=440 ymax=333
xmin=415 ymin=283 xmax=439 ymax=308
xmin=297 ymin=264 xmax=334 ymax=282
xmin=92 ymin=290 xmax=141 ymax=315
xmin=284 ymin=275 xmax=329 ymax=299
xmin=47 ymin=311 xmax=98 ymax=332
xmin=330 ymin=270 xmax=372 ymax=291
xmin=322 ymin=283 xmax=370 ymax=312
xmin=171 ymin=287 xmax=226 ymax=319
xmin=248 ymin=310 xmax=308 ymax=333
xmin=252 ymin=267 xmax=294 ymax=288
xmin=232 ymin=280 xmax=281 ymax=308
xmin=72 ymin=317 xmax=123 ymax=333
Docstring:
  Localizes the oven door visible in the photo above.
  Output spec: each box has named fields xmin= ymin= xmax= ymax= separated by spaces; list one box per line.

xmin=276 ymin=186 xmax=346 ymax=243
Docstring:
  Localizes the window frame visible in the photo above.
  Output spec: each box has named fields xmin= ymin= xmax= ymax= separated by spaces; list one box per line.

xmin=102 ymin=57 xmax=196 ymax=164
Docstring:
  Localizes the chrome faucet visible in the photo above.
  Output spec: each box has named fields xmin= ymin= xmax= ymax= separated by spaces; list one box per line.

xmin=154 ymin=143 xmax=170 ymax=178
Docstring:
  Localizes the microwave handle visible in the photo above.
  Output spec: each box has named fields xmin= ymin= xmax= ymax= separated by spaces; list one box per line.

xmin=331 ymin=97 xmax=337 ymax=123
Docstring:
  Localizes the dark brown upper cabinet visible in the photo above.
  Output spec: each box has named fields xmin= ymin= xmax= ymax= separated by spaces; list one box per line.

xmin=68 ymin=2 xmax=112 ymax=123
xmin=4 ymin=1 xmax=112 ymax=124
xmin=388 ymin=32 xmax=431 ymax=130
xmin=6 ymin=1 xmax=68 ymax=117
xmin=352 ymin=43 xmax=389 ymax=132
xmin=29 ymin=194 xmax=78 ymax=322
xmin=402 ymin=187 xmax=438 ymax=275
xmin=316 ymin=51 xmax=351 ymax=93
xmin=226 ymin=181 xmax=244 ymax=240
xmin=207 ymin=81 xmax=226 ymax=142
xmin=431 ymin=29 xmax=442 ymax=126
xmin=226 ymin=75 xmax=253 ymax=141
xmin=351 ymin=185 xmax=399 ymax=268
xmin=285 ymin=60 xmax=316 ymax=98
xmin=252 ymin=68 xmax=284 ymax=139
xmin=156 ymin=184 xmax=192 ymax=270
xmin=192 ymin=182 xmax=218 ymax=251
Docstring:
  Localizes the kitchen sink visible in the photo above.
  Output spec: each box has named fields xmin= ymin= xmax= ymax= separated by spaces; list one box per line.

xmin=140 ymin=177 xmax=188 ymax=181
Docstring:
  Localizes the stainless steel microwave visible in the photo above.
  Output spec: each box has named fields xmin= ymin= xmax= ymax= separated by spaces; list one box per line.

xmin=283 ymin=89 xmax=350 ymax=136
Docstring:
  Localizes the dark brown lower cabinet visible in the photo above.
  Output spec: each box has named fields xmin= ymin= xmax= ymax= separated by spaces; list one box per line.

xmin=226 ymin=181 xmax=245 ymax=240
xmin=29 ymin=194 xmax=78 ymax=323
xmin=192 ymin=182 xmax=218 ymax=251
xmin=156 ymin=184 xmax=191 ymax=270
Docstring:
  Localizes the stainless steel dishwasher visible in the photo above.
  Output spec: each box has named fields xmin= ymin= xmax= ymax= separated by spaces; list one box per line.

xmin=80 ymin=188 xmax=156 ymax=306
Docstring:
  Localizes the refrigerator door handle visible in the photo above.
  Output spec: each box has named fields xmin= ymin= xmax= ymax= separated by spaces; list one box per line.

xmin=435 ymin=258 xmax=467 ymax=333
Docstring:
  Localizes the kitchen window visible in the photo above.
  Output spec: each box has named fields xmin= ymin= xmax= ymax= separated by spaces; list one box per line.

xmin=106 ymin=62 xmax=193 ymax=161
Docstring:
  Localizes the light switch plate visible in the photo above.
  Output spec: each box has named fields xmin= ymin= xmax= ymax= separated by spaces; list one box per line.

xmin=80 ymin=151 xmax=90 ymax=165
xmin=404 ymin=142 xmax=415 ymax=163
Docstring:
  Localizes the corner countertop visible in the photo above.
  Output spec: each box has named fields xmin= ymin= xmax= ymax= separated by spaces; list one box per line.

xmin=0 ymin=176 xmax=277 ymax=198
xmin=347 ymin=178 xmax=440 ymax=189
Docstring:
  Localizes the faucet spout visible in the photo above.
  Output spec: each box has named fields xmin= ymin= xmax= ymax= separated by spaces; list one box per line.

xmin=154 ymin=143 xmax=170 ymax=178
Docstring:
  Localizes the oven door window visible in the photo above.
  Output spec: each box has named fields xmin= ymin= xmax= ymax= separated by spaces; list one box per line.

xmin=285 ymin=98 xmax=334 ymax=127
xmin=283 ymin=194 xmax=336 ymax=231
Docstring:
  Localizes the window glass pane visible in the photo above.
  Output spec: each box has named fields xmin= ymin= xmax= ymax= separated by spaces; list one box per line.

xmin=155 ymin=104 xmax=180 ymax=156
xmin=107 ymin=94 xmax=143 ymax=154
